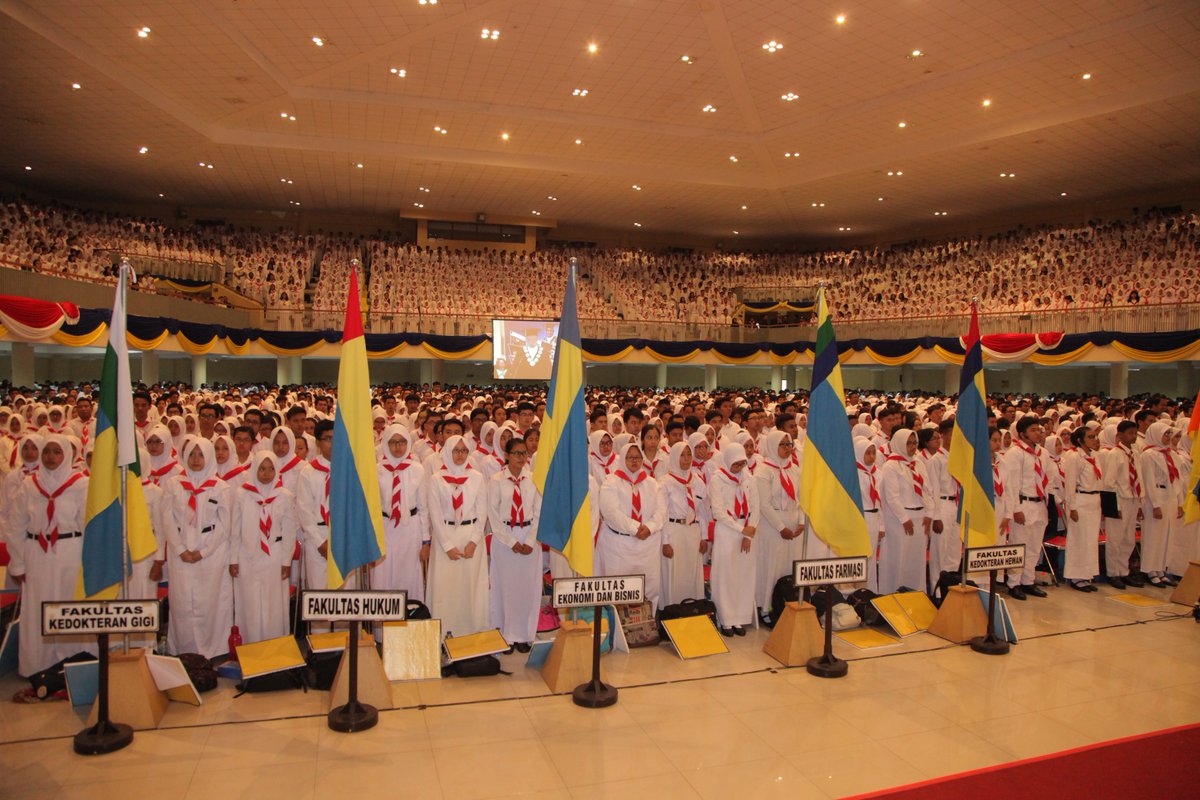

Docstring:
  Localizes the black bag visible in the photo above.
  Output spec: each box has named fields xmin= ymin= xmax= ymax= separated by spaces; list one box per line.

xmin=441 ymin=655 xmax=508 ymax=678
xmin=306 ymin=651 xmax=341 ymax=691
xmin=1101 ymin=491 xmax=1120 ymax=519
xmin=846 ymin=588 xmax=882 ymax=626
xmin=406 ymin=599 xmax=432 ymax=620
xmin=655 ymin=597 xmax=717 ymax=638
xmin=933 ymin=572 xmax=978 ymax=607
xmin=29 ymin=651 xmax=95 ymax=698
xmin=236 ymin=667 xmax=309 ymax=695
xmin=177 ymin=653 xmax=219 ymax=693
xmin=768 ymin=575 xmax=801 ymax=626
xmin=809 ymin=587 xmax=846 ymax=616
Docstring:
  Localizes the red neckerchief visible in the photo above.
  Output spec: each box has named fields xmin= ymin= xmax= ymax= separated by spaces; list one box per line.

xmin=614 ymin=469 xmax=646 ymax=522
xmin=992 ymin=460 xmax=1005 ymax=497
xmin=310 ymin=458 xmax=331 ymax=524
xmin=1142 ymin=442 xmax=1180 ymax=483
xmin=180 ymin=477 xmax=218 ymax=524
xmin=765 ymin=461 xmax=796 ymax=501
xmin=278 ymin=455 xmax=304 ymax=475
xmin=1118 ymin=443 xmax=1141 ymax=497
xmin=886 ymin=455 xmax=924 ymax=498
xmin=719 ymin=469 xmax=748 ymax=519
xmin=592 ymin=451 xmax=615 ymax=475
xmin=1081 ymin=450 xmax=1102 ymax=482
xmin=857 ymin=462 xmax=880 ymax=506
xmin=384 ymin=461 xmax=411 ymax=524
xmin=441 ymin=472 xmax=469 ymax=522
xmin=79 ymin=421 xmax=91 ymax=449
xmin=508 ymin=473 xmax=525 ymax=526
xmin=241 ymin=482 xmax=280 ymax=555
xmin=1015 ymin=441 xmax=1047 ymax=499
xmin=151 ymin=460 xmax=179 ymax=485
xmin=219 ymin=462 xmax=251 ymax=482
xmin=31 ymin=472 xmax=84 ymax=551
xmin=670 ymin=472 xmax=696 ymax=515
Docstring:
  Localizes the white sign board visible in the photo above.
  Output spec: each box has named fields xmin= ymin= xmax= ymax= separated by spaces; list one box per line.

xmin=966 ymin=545 xmax=1027 ymax=573
xmin=793 ymin=557 xmax=868 ymax=587
xmin=302 ymin=590 xmax=408 ymax=622
xmin=42 ymin=600 xmax=161 ymax=636
xmin=552 ymin=575 xmax=645 ymax=608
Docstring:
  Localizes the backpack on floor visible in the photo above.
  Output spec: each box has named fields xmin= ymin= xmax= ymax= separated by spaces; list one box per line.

xmin=655 ymin=597 xmax=716 ymax=638
xmin=769 ymin=575 xmax=801 ymax=625
xmin=177 ymin=653 xmax=219 ymax=693
xmin=442 ymin=655 xmax=509 ymax=678
xmin=846 ymin=588 xmax=882 ymax=626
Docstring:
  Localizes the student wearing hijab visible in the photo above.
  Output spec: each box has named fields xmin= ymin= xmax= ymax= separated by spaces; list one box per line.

xmin=687 ymin=431 xmax=716 ymax=546
xmin=1062 ymin=427 xmax=1104 ymax=592
xmin=1099 ymin=421 xmax=1144 ymax=588
xmin=917 ymin=427 xmax=955 ymax=592
xmin=755 ymin=430 xmax=804 ymax=620
xmin=1168 ymin=424 xmax=1196 ymax=580
xmin=487 ymin=436 xmax=542 ymax=651
xmin=8 ymin=434 xmax=93 ymax=675
xmin=164 ymin=439 xmax=233 ymax=658
xmin=269 ymin=426 xmax=308 ymax=494
xmin=1140 ymin=421 xmax=1184 ymax=587
xmin=1 ymin=433 xmax=43 ymax=539
xmin=375 ymin=424 xmax=429 ymax=602
xmin=165 ymin=415 xmax=187 ymax=455
xmin=230 ymin=451 xmax=297 ymax=643
xmin=599 ymin=442 xmax=666 ymax=610
xmin=854 ymin=437 xmax=884 ymax=593
xmin=878 ymin=429 xmax=929 ymax=594
xmin=659 ymin=441 xmax=705 ymax=605
xmin=470 ymin=421 xmax=499 ymax=472
xmin=145 ymin=425 xmax=183 ymax=487
xmin=1 ymin=413 xmax=25 ymax=472
xmin=641 ymin=425 xmax=667 ymax=480
xmin=426 ymin=435 xmax=489 ymax=637
xmin=588 ymin=430 xmax=616 ymax=487
xmin=709 ymin=446 xmax=760 ymax=636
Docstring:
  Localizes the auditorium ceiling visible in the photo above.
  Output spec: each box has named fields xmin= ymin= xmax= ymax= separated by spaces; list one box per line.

xmin=1 ymin=0 xmax=1199 ymax=242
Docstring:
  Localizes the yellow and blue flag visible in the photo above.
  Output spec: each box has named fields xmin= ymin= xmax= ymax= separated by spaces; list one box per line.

xmin=328 ymin=267 xmax=385 ymax=588
xmin=533 ymin=262 xmax=594 ymax=576
xmin=799 ymin=287 xmax=870 ymax=557
xmin=79 ymin=263 xmax=157 ymax=599
xmin=1184 ymin=388 xmax=1200 ymax=524
xmin=948 ymin=302 xmax=997 ymax=546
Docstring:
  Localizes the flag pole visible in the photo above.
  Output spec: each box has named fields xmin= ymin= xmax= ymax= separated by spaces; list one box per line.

xmin=119 ymin=258 xmax=132 ymax=653
xmin=959 ymin=297 xmax=979 ymax=590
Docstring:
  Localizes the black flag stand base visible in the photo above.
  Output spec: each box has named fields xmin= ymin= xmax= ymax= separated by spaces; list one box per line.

xmin=806 ymin=586 xmax=848 ymax=679
xmin=573 ymin=605 xmax=617 ymax=708
xmin=970 ymin=569 xmax=1010 ymax=656
xmin=328 ymin=621 xmax=379 ymax=732
xmin=74 ymin=634 xmax=134 ymax=755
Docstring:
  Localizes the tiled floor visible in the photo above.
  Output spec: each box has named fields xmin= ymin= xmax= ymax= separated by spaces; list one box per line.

xmin=2 ymin=582 xmax=1198 ymax=799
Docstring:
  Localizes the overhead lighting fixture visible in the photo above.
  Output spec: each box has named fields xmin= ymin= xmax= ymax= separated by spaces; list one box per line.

xmin=500 ymin=131 xmax=510 ymax=140
xmin=71 ymin=82 xmax=81 ymax=90
xmin=355 ymin=162 xmax=364 ymax=168
xmin=981 ymin=98 xmax=992 ymax=107
xmin=732 ymin=230 xmax=739 ymax=235
xmin=137 ymin=27 xmax=151 ymax=38
xmin=138 ymin=146 xmax=149 ymax=154
xmin=835 ymin=14 xmax=846 ymax=24
xmin=547 ymin=195 xmax=557 ymax=200
xmin=434 ymin=125 xmax=447 ymax=135
xmin=413 ymin=202 xmax=424 ymax=208
xmin=390 ymin=67 xmax=407 ymax=77
xmin=280 ymin=112 xmax=296 ymax=121
xmin=740 ymin=205 xmax=748 ymax=210
xmin=909 ymin=49 xmax=923 ymax=58
xmin=481 ymin=28 xmax=500 ymax=40
xmin=701 ymin=104 xmax=717 ymax=113
xmin=572 ymin=88 xmax=589 ymax=96
xmin=587 ymin=42 xmax=598 ymax=54
xmin=934 ymin=210 xmax=948 ymax=216
xmin=838 ymin=226 xmax=851 ymax=231
xmin=24 ymin=165 xmax=32 ymax=171
xmin=877 ymin=197 xmax=884 ymax=201
xmin=999 ymin=172 xmax=1016 ymax=178
xmin=531 ymin=210 xmax=541 ymax=215
xmin=289 ymin=200 xmax=302 ymax=206
xmin=418 ymin=0 xmax=437 ymax=5
xmin=280 ymin=178 xmax=294 ymax=184
xmin=679 ymin=55 xmax=693 ymax=64
xmin=781 ymin=92 xmax=799 ymax=102
xmin=811 ymin=202 xmax=825 ymax=207
xmin=311 ymin=36 xmax=325 ymax=47
xmin=1060 ymin=192 xmax=1068 ymax=196
xmin=1081 ymin=72 xmax=1092 ymax=80
xmin=729 ymin=155 xmax=739 ymax=162
xmin=897 ymin=121 xmax=907 ymax=128
xmin=783 ymin=151 xmax=800 ymax=157
xmin=158 ymin=193 xmax=165 ymax=198
xmin=633 ymin=222 xmax=642 ymax=227
xmin=419 ymin=186 xmax=431 ymax=193
xmin=574 ymin=138 xmax=582 ymax=145
xmin=762 ymin=40 xmax=783 ymax=53
xmin=632 ymin=185 xmax=642 ymax=191
xmin=887 ymin=170 xmax=903 ymax=176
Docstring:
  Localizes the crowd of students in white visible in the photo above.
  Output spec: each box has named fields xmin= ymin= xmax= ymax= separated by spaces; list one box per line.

xmin=1 ymin=383 xmax=1194 ymax=677
xmin=3 ymin=196 xmax=1197 ymax=325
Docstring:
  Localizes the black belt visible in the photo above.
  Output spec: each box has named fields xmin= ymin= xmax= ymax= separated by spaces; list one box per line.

xmin=1077 ymin=490 xmax=1100 ymax=495
xmin=382 ymin=508 xmax=419 ymax=520
xmin=1156 ymin=484 xmax=1167 ymax=489
xmin=505 ymin=520 xmax=532 ymax=528
xmin=668 ymin=517 xmax=693 ymax=524
xmin=904 ymin=507 xmax=924 ymax=511
xmin=1018 ymin=495 xmax=1043 ymax=503
xmin=317 ymin=521 xmax=327 ymax=527
xmin=201 ymin=525 xmax=215 ymax=534
xmin=27 ymin=530 xmax=81 ymax=540
xmin=940 ymin=496 xmax=957 ymax=501
xmin=864 ymin=509 xmax=879 ymax=513
xmin=444 ymin=518 xmax=477 ymax=526
xmin=273 ymin=536 xmax=283 ymax=542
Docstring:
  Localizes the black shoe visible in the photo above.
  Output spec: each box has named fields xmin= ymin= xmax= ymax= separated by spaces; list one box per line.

xmin=1107 ymin=576 xmax=1127 ymax=590
xmin=732 ymin=626 xmax=746 ymax=637
xmin=1025 ymin=585 xmax=1048 ymax=598
xmin=1148 ymin=575 xmax=1169 ymax=588
xmin=1071 ymin=582 xmax=1098 ymax=593
xmin=514 ymin=642 xmax=531 ymax=653
xmin=503 ymin=646 xmax=515 ymax=655
xmin=1124 ymin=574 xmax=1146 ymax=588
xmin=1009 ymin=586 xmax=1027 ymax=601
xmin=1164 ymin=574 xmax=1181 ymax=586
xmin=719 ymin=626 xmax=735 ymax=637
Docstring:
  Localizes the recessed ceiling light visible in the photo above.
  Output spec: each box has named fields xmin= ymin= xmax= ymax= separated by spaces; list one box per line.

xmin=418 ymin=0 xmax=438 ymax=5
xmin=572 ymin=88 xmax=589 ymax=97
xmin=762 ymin=40 xmax=783 ymax=53
xmin=24 ymin=165 xmax=32 ymax=171
xmin=289 ymin=201 xmax=301 ymax=206
xmin=137 ymin=27 xmax=151 ymax=38
xmin=1060 ymin=192 xmax=1068 ymax=196
xmin=413 ymin=202 xmax=424 ymax=208
xmin=729 ymin=155 xmax=739 ymax=162
xmin=633 ymin=222 xmax=642 ymax=227
xmin=981 ymin=98 xmax=992 ymax=107
xmin=500 ymin=132 xmax=510 ymax=140
xmin=877 ymin=197 xmax=884 ymax=201
xmin=835 ymin=14 xmax=846 ymax=24
xmin=531 ymin=210 xmax=541 ymax=215
xmin=481 ymin=28 xmax=499 ymax=40
xmin=783 ymin=151 xmax=799 ymax=157
xmin=781 ymin=92 xmax=799 ymax=102
xmin=1081 ymin=72 xmax=1092 ymax=80
xmin=838 ymin=226 xmax=851 ymax=231
xmin=587 ymin=42 xmax=598 ymax=54
xmin=574 ymin=138 xmax=582 ymax=145
xmin=732 ymin=230 xmax=739 ymax=235
xmin=632 ymin=185 xmax=642 ymax=191
xmin=679 ymin=55 xmax=693 ymax=64
xmin=71 ymin=82 xmax=81 ymax=90
xmin=311 ymin=36 xmax=325 ymax=47
xmin=897 ymin=121 xmax=907 ymax=128
xmin=280 ymin=113 xmax=296 ymax=121
xmin=419 ymin=186 xmax=430 ymax=193
xmin=207 ymin=164 xmax=213 ymax=169
xmin=434 ymin=126 xmax=447 ymax=135
xmin=390 ymin=67 xmax=407 ymax=77
xmin=158 ymin=193 xmax=165 ymax=198
xmin=701 ymin=104 xmax=716 ymax=113
xmin=138 ymin=146 xmax=149 ymax=154
xmin=811 ymin=202 xmax=825 ymax=207
xmin=547 ymin=195 xmax=557 ymax=200
xmin=741 ymin=205 xmax=748 ymax=210
xmin=355 ymin=162 xmax=364 ymax=168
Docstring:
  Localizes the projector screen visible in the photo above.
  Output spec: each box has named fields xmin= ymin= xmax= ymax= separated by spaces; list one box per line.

xmin=492 ymin=319 xmax=560 ymax=381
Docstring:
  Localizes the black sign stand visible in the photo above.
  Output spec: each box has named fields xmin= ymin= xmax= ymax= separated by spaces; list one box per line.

xmin=969 ymin=569 xmax=1009 ymax=655
xmin=572 ymin=605 xmax=617 ymax=708
xmin=73 ymin=633 xmax=134 ymax=755
xmin=805 ymin=587 xmax=848 ymax=678
xmin=327 ymin=620 xmax=379 ymax=732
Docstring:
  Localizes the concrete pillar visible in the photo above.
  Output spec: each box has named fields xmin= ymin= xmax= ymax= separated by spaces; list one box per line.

xmin=430 ymin=358 xmax=445 ymax=385
xmin=769 ymin=364 xmax=782 ymax=391
xmin=1019 ymin=362 xmax=1035 ymax=394
xmin=191 ymin=355 xmax=208 ymax=389
xmin=944 ymin=364 xmax=958 ymax=396
xmin=704 ymin=364 xmax=718 ymax=392
xmin=141 ymin=351 xmax=160 ymax=386
xmin=11 ymin=342 xmax=35 ymax=387
xmin=418 ymin=359 xmax=434 ymax=386
xmin=900 ymin=364 xmax=914 ymax=391
xmin=1176 ymin=361 xmax=1195 ymax=398
xmin=655 ymin=363 xmax=668 ymax=389
xmin=789 ymin=365 xmax=800 ymax=392
xmin=1109 ymin=363 xmax=1129 ymax=399
xmin=277 ymin=356 xmax=301 ymax=386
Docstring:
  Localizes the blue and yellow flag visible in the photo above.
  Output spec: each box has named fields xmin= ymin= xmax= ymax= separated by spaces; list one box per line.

xmin=1184 ymin=388 xmax=1200 ymax=524
xmin=799 ymin=288 xmax=870 ymax=557
xmin=79 ymin=264 xmax=157 ymax=599
xmin=948 ymin=302 xmax=997 ymax=546
xmin=328 ymin=267 xmax=385 ymax=588
xmin=533 ymin=262 xmax=594 ymax=576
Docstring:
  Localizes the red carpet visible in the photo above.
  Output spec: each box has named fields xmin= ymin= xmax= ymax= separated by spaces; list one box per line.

xmin=845 ymin=723 xmax=1199 ymax=800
